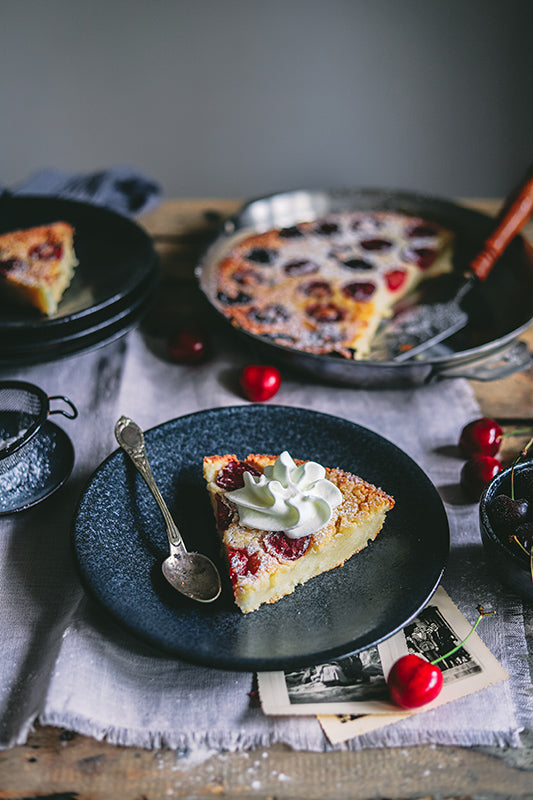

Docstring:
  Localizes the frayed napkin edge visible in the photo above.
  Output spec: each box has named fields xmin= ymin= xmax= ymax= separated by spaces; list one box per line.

xmin=35 ymin=711 xmax=525 ymax=753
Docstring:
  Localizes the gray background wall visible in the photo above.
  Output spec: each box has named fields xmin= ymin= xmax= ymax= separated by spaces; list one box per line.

xmin=1 ymin=0 xmax=532 ymax=201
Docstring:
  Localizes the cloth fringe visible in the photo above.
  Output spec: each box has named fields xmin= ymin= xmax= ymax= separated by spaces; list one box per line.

xmin=39 ymin=710 xmax=321 ymax=753
xmin=38 ymin=710 xmax=524 ymax=754
xmin=501 ymin=600 xmax=533 ymax=731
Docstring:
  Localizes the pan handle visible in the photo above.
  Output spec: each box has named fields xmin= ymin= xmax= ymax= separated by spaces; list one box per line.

xmin=429 ymin=339 xmax=533 ymax=382
xmin=470 ymin=166 xmax=533 ymax=282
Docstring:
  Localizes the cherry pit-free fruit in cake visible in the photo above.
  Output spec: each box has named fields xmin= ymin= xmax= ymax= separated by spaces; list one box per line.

xmin=211 ymin=210 xmax=454 ymax=359
xmin=203 ymin=451 xmax=394 ymax=613
xmin=0 ymin=221 xmax=78 ymax=315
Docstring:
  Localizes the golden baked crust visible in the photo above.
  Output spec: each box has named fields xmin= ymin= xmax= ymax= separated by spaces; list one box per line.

xmin=0 ymin=221 xmax=78 ymax=315
xmin=203 ymin=453 xmax=395 ymax=613
xmin=211 ymin=211 xmax=454 ymax=359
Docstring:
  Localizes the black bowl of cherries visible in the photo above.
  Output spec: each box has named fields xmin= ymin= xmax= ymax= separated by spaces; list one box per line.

xmin=480 ymin=461 xmax=533 ymax=603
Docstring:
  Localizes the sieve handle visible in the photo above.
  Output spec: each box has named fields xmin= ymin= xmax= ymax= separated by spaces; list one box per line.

xmin=48 ymin=395 xmax=78 ymax=420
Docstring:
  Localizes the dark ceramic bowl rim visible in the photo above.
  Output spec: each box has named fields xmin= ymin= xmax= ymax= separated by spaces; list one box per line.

xmin=479 ymin=461 xmax=533 ymax=569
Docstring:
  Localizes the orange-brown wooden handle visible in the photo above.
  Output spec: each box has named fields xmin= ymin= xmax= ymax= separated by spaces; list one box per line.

xmin=470 ymin=169 xmax=533 ymax=281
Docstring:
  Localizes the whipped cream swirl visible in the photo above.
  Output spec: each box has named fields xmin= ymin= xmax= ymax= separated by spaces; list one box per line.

xmin=226 ymin=451 xmax=342 ymax=538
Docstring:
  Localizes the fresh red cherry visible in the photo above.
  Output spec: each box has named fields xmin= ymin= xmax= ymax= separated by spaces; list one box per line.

xmin=167 ymin=327 xmax=210 ymax=364
xmin=460 ymin=454 xmax=502 ymax=501
xmin=240 ymin=364 xmax=281 ymax=402
xmin=459 ymin=417 xmax=503 ymax=457
xmin=488 ymin=494 xmax=529 ymax=535
xmin=387 ymin=654 xmax=443 ymax=709
xmin=388 ymin=605 xmax=495 ymax=710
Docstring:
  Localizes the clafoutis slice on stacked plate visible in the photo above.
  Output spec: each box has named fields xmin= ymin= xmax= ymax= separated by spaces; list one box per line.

xmin=0 ymin=221 xmax=78 ymax=315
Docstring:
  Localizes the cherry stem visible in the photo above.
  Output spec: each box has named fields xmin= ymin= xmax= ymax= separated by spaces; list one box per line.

xmin=511 ymin=535 xmax=531 ymax=556
xmin=430 ymin=605 xmax=496 ymax=666
xmin=503 ymin=428 xmax=533 ymax=438
xmin=510 ymin=436 xmax=533 ymax=500
xmin=507 ymin=434 xmax=533 ymax=588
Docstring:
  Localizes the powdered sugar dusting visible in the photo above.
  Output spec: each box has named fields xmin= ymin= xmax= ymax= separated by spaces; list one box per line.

xmin=209 ymin=210 xmax=454 ymax=359
xmin=0 ymin=434 xmax=54 ymax=511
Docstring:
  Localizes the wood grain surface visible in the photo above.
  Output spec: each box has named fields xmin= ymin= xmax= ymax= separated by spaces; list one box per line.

xmin=1 ymin=198 xmax=532 ymax=800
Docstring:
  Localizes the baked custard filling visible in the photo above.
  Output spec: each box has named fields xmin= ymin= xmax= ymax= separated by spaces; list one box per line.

xmin=203 ymin=452 xmax=394 ymax=613
xmin=0 ymin=221 xmax=78 ymax=315
xmin=210 ymin=211 xmax=454 ymax=359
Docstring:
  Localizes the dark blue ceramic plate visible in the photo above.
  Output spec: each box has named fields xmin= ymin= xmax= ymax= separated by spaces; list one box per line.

xmin=71 ymin=405 xmax=449 ymax=671
xmin=0 ymin=268 xmax=157 ymax=367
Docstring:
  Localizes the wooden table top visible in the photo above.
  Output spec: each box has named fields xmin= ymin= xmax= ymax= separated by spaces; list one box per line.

xmin=1 ymin=198 xmax=532 ymax=800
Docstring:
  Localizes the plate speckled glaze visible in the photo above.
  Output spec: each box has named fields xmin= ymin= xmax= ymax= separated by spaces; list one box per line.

xmin=72 ymin=405 xmax=449 ymax=671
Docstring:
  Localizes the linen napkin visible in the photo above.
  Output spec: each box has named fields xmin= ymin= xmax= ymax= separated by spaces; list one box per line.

xmin=1 ymin=327 xmax=531 ymax=752
xmin=2 ymin=165 xmax=162 ymax=217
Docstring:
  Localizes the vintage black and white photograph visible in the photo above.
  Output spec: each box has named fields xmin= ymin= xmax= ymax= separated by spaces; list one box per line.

xmin=404 ymin=605 xmax=482 ymax=683
xmin=258 ymin=588 xmax=508 ymax=718
xmin=285 ymin=647 xmax=389 ymax=705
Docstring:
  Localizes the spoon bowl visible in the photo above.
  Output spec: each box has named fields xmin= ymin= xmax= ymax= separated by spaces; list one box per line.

xmin=114 ymin=415 xmax=221 ymax=603
xmin=162 ymin=552 xmax=222 ymax=603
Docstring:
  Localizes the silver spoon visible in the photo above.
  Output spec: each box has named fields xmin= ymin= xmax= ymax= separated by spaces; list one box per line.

xmin=114 ymin=416 xmax=221 ymax=603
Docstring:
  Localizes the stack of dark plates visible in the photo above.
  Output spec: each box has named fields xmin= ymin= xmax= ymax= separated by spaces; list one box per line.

xmin=0 ymin=195 xmax=159 ymax=366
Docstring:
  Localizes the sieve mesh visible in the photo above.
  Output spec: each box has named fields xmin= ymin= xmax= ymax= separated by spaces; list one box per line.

xmin=0 ymin=382 xmax=77 ymax=476
xmin=0 ymin=385 xmax=47 ymax=472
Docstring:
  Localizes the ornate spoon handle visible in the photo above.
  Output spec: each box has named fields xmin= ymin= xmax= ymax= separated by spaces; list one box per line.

xmin=114 ymin=416 xmax=186 ymax=553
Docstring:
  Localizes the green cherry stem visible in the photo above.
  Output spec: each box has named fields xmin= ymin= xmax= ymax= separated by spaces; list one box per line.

xmin=512 ymin=537 xmax=531 ymax=556
xmin=510 ymin=536 xmax=533 ymax=582
xmin=507 ymin=434 xmax=533 ymax=585
xmin=506 ymin=435 xmax=533 ymax=587
xmin=504 ymin=428 xmax=533 ymax=437
xmin=510 ymin=435 xmax=533 ymax=500
xmin=430 ymin=606 xmax=496 ymax=667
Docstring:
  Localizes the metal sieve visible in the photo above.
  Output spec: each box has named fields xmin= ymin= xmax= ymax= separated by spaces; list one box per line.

xmin=0 ymin=381 xmax=78 ymax=475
